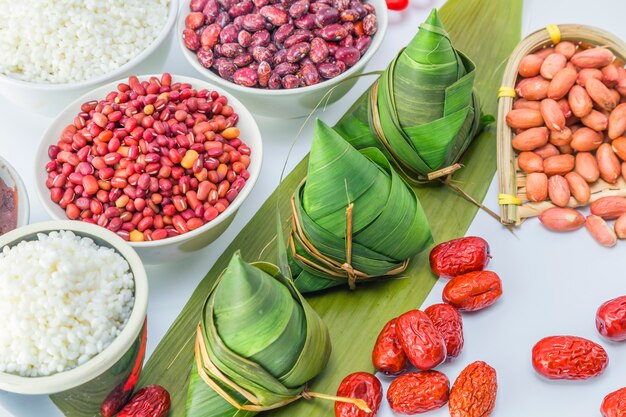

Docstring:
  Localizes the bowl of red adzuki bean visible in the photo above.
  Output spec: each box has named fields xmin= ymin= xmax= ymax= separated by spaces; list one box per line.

xmin=178 ymin=0 xmax=387 ymax=118
xmin=35 ymin=74 xmax=262 ymax=265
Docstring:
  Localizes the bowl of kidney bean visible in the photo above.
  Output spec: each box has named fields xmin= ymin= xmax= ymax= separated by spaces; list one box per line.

xmin=35 ymin=74 xmax=263 ymax=265
xmin=178 ymin=0 xmax=388 ymax=119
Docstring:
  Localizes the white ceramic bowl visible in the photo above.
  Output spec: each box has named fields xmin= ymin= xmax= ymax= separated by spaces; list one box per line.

xmin=0 ymin=220 xmax=148 ymax=396
xmin=0 ymin=154 xmax=29 ymax=231
xmin=177 ymin=0 xmax=388 ymax=119
xmin=35 ymin=74 xmax=263 ymax=265
xmin=0 ymin=0 xmax=178 ymax=117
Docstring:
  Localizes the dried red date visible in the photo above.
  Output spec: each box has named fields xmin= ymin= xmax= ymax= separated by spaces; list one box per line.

xmin=429 ymin=236 xmax=491 ymax=278
xmin=117 ymin=385 xmax=170 ymax=417
xmin=387 ymin=371 xmax=450 ymax=414
xmin=425 ymin=303 xmax=464 ymax=359
xmin=442 ymin=271 xmax=502 ymax=312
xmin=532 ymin=336 xmax=609 ymax=380
xmin=371 ymin=318 xmax=406 ymax=375
xmin=596 ymin=295 xmax=626 ymax=341
xmin=449 ymin=361 xmax=497 ymax=417
xmin=335 ymin=372 xmax=382 ymax=417
xmin=396 ymin=310 xmax=446 ymax=370
xmin=602 ymin=387 xmax=626 ymax=417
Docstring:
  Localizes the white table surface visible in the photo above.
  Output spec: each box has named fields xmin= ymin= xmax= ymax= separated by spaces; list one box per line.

xmin=1 ymin=0 xmax=626 ymax=416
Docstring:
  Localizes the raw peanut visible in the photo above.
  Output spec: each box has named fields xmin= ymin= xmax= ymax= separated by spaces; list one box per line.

xmin=425 ymin=303 xmax=464 ymax=359
xmin=575 ymin=152 xmax=600 ymax=182
xmin=596 ymin=295 xmax=626 ymax=341
xmin=610 ymin=88 xmax=621 ymax=105
xmin=534 ymin=47 xmax=555 ymax=59
xmin=513 ymin=98 xmax=541 ymax=110
xmin=618 ymin=78 xmax=626 ymax=97
xmin=534 ymin=143 xmax=560 ymax=159
xmin=371 ymin=318 xmax=406 ymax=375
xmin=590 ymin=196 xmax=626 ymax=219
xmin=557 ymin=98 xmax=572 ymax=118
xmin=335 ymin=372 xmax=382 ymax=417
xmin=558 ymin=144 xmax=574 ymax=154
xmin=543 ymin=154 xmax=575 ymax=176
xmin=623 ymin=162 xmax=626 ymax=181
xmin=442 ymin=271 xmax=502 ymax=312
xmin=608 ymin=103 xmax=626 ymax=139
xmin=117 ymin=385 xmax=170 ymax=417
xmin=506 ymin=109 xmax=544 ymax=129
xmin=570 ymin=127 xmax=602 ymax=152
xmin=586 ymin=78 xmax=617 ymax=110
xmin=597 ymin=143 xmax=622 ymax=183
xmin=571 ymin=47 xmax=615 ymax=68
xmin=525 ymin=172 xmax=548 ymax=201
xmin=540 ymin=99 xmax=565 ymax=131
xmin=538 ymin=207 xmax=585 ymax=231
xmin=617 ymin=214 xmax=626 ymax=239
xmin=603 ymin=64 xmax=620 ymax=88
xmin=565 ymin=172 xmax=591 ymax=203
xmin=612 ymin=137 xmax=626 ymax=161
xmin=581 ymin=109 xmax=609 ymax=131
xmin=601 ymin=387 xmax=626 ymax=417
xmin=517 ymin=152 xmax=544 ymax=173
xmin=449 ymin=361 xmax=497 ymax=417
xmin=396 ymin=310 xmax=446 ymax=370
xmin=586 ymin=214 xmax=618 ymax=247
xmin=518 ymin=54 xmax=543 ymax=77
xmin=555 ymin=41 xmax=576 ymax=59
xmin=532 ymin=336 xmax=608 ymax=380
xmin=577 ymin=68 xmax=604 ymax=87
xmin=516 ymin=76 xmax=550 ymax=100
xmin=548 ymin=67 xmax=577 ymax=100
xmin=549 ymin=127 xmax=572 ymax=146
xmin=429 ymin=236 xmax=490 ymax=278
xmin=387 ymin=371 xmax=450 ymax=415
xmin=548 ymin=175 xmax=571 ymax=207
xmin=568 ymin=85 xmax=594 ymax=117
xmin=511 ymin=127 xmax=549 ymax=151
xmin=540 ymin=53 xmax=566 ymax=79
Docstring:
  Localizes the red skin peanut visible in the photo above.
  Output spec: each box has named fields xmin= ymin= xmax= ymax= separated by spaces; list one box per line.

xmin=532 ymin=336 xmax=609 ymax=380
xmin=387 ymin=371 xmax=450 ymax=414
xmin=335 ymin=372 xmax=382 ymax=417
xmin=395 ymin=310 xmax=446 ymax=370
xmin=442 ymin=271 xmax=502 ymax=312
xmin=430 ymin=236 xmax=491 ymax=278
xmin=371 ymin=318 xmax=407 ymax=375
xmin=596 ymin=295 xmax=626 ymax=341
xmin=425 ymin=303 xmax=464 ymax=359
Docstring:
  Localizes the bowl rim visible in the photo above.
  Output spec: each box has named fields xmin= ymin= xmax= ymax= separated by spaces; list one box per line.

xmin=0 ymin=220 xmax=149 ymax=395
xmin=0 ymin=0 xmax=178 ymax=90
xmin=35 ymin=73 xmax=263 ymax=248
xmin=177 ymin=0 xmax=388 ymax=97
xmin=0 ymin=154 xmax=29 ymax=229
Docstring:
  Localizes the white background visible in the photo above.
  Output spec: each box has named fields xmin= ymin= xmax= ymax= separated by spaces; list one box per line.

xmin=1 ymin=0 xmax=626 ymax=416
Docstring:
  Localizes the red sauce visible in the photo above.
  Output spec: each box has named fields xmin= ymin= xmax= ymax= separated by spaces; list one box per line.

xmin=0 ymin=178 xmax=17 ymax=235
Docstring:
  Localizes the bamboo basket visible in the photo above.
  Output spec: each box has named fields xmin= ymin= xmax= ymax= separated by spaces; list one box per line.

xmin=497 ymin=24 xmax=626 ymax=225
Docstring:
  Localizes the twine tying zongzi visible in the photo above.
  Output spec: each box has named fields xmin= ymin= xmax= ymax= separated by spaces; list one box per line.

xmin=193 ymin=326 xmax=371 ymax=412
xmin=289 ymin=191 xmax=409 ymax=290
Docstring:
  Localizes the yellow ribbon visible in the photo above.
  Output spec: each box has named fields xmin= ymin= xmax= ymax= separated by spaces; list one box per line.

xmin=546 ymin=25 xmax=561 ymax=45
xmin=498 ymin=193 xmax=522 ymax=205
xmin=498 ymin=87 xmax=516 ymax=98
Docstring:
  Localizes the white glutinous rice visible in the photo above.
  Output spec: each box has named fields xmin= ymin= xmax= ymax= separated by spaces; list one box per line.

xmin=0 ymin=230 xmax=135 ymax=377
xmin=0 ymin=0 xmax=170 ymax=83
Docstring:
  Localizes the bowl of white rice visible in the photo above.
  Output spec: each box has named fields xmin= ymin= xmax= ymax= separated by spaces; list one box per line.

xmin=0 ymin=220 xmax=148 ymax=414
xmin=0 ymin=0 xmax=178 ymax=116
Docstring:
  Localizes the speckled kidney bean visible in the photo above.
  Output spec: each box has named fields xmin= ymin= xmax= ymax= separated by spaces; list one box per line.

xmin=220 ymin=24 xmax=238 ymax=43
xmin=316 ymin=7 xmax=340 ymax=27
xmin=228 ymin=0 xmax=253 ymax=17
xmin=318 ymin=62 xmax=341 ymax=78
xmin=362 ymin=13 xmax=377 ymax=35
xmin=248 ymin=30 xmax=270 ymax=47
xmin=340 ymin=9 xmax=359 ymax=21
xmin=320 ymin=24 xmax=348 ymax=41
xmin=201 ymin=24 xmax=221 ymax=49
xmin=355 ymin=34 xmax=371 ymax=54
xmin=268 ymin=72 xmax=282 ymax=89
xmin=183 ymin=29 xmax=200 ymax=50
xmin=309 ymin=37 xmax=329 ymax=63
xmin=251 ymin=46 xmax=273 ymax=64
xmin=241 ymin=14 xmax=266 ymax=31
xmin=233 ymin=68 xmax=258 ymax=86
xmin=203 ymin=0 xmax=220 ymax=20
xmin=301 ymin=63 xmax=320 ymax=85
xmin=273 ymin=24 xmax=294 ymax=44
xmin=334 ymin=0 xmax=350 ymax=10
xmin=234 ymin=53 xmax=253 ymax=67
xmin=191 ymin=0 xmax=208 ymax=12
xmin=260 ymin=5 xmax=289 ymax=25
xmin=275 ymin=62 xmax=299 ymax=76
xmin=253 ymin=0 xmax=268 ymax=7
xmin=257 ymin=61 xmax=271 ymax=87
xmin=335 ymin=46 xmax=360 ymax=66
xmin=196 ymin=49 xmax=214 ymax=69
xmin=237 ymin=30 xmax=252 ymax=47
xmin=220 ymin=42 xmax=244 ymax=58
xmin=286 ymin=42 xmax=310 ymax=62
xmin=293 ymin=14 xmax=315 ymax=30
xmin=309 ymin=2 xmax=330 ymax=13
xmin=216 ymin=11 xmax=230 ymax=27
xmin=274 ymin=49 xmax=288 ymax=64
xmin=281 ymin=74 xmax=300 ymax=89
xmin=289 ymin=0 xmax=309 ymax=18
xmin=284 ymin=30 xmax=313 ymax=47
xmin=218 ymin=60 xmax=237 ymax=80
